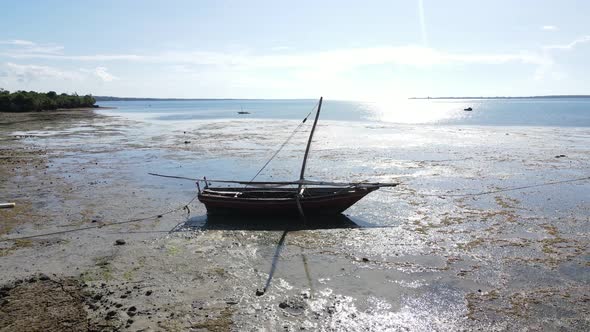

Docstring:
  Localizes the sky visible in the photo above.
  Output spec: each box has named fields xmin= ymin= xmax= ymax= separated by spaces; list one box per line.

xmin=0 ymin=0 xmax=589 ymax=99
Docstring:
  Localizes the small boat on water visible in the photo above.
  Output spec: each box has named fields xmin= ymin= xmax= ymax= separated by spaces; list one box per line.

xmin=464 ymin=107 xmax=473 ymax=111
xmin=237 ymin=105 xmax=250 ymax=114
xmin=197 ymin=97 xmax=398 ymax=217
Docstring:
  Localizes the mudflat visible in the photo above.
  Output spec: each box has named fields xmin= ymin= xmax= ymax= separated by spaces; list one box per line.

xmin=1 ymin=109 xmax=589 ymax=331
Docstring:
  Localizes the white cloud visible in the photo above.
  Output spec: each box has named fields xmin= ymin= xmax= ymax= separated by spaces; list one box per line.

xmin=446 ymin=51 xmax=551 ymax=66
xmin=2 ymin=35 xmax=587 ymax=90
xmin=544 ymin=35 xmax=590 ymax=50
xmin=0 ymin=38 xmax=552 ymax=70
xmin=1 ymin=62 xmax=119 ymax=84
xmin=529 ymin=35 xmax=590 ymax=80
xmin=92 ymin=67 xmax=118 ymax=81
xmin=2 ymin=62 xmax=82 ymax=82
xmin=541 ymin=25 xmax=558 ymax=31
xmin=0 ymin=39 xmax=64 ymax=55
xmin=0 ymin=39 xmax=36 ymax=46
xmin=136 ymin=46 xmax=549 ymax=72
xmin=11 ymin=53 xmax=145 ymax=61
xmin=80 ymin=66 xmax=119 ymax=81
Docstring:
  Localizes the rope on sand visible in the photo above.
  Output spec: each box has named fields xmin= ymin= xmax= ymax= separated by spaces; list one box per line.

xmin=385 ymin=176 xmax=590 ymax=197
xmin=0 ymin=193 xmax=199 ymax=243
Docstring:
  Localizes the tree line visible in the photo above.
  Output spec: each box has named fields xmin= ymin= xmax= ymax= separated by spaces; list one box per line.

xmin=0 ymin=89 xmax=96 ymax=112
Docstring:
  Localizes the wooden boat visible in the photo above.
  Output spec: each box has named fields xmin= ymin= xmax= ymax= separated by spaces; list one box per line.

xmin=197 ymin=97 xmax=398 ymax=217
xmin=198 ymin=183 xmax=382 ymax=216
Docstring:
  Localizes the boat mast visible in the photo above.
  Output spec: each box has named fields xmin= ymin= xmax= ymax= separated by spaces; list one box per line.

xmin=298 ymin=97 xmax=323 ymax=188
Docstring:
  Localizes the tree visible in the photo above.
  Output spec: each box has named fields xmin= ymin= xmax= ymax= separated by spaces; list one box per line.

xmin=0 ymin=90 xmax=96 ymax=112
xmin=0 ymin=90 xmax=10 ymax=110
xmin=82 ymin=94 xmax=96 ymax=106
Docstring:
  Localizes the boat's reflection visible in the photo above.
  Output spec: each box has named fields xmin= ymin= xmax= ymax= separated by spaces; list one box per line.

xmin=183 ymin=213 xmax=372 ymax=231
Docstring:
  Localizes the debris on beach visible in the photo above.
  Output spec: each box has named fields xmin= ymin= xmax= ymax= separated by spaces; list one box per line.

xmin=278 ymin=296 xmax=306 ymax=315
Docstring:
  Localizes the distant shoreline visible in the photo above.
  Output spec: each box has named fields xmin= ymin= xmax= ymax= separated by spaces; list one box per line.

xmin=94 ymin=95 xmax=590 ymax=102
xmin=410 ymin=95 xmax=590 ymax=100
xmin=94 ymin=96 xmax=310 ymax=102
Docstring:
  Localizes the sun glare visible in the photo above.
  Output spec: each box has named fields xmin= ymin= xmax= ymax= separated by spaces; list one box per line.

xmin=362 ymin=98 xmax=468 ymax=124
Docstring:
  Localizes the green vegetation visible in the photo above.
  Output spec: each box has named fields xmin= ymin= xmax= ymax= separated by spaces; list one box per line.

xmin=0 ymin=89 xmax=96 ymax=112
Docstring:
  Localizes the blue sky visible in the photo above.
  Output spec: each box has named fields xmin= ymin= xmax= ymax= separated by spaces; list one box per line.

xmin=0 ymin=0 xmax=589 ymax=99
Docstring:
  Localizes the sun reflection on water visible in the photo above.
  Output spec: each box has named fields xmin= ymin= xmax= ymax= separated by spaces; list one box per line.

xmin=362 ymin=99 xmax=471 ymax=124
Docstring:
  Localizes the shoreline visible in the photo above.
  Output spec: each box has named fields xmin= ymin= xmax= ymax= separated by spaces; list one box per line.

xmin=0 ymin=107 xmax=113 ymax=127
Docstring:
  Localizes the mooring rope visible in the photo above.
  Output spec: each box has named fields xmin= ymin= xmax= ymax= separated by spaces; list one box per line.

xmin=386 ymin=175 xmax=590 ymax=197
xmin=148 ymin=173 xmax=199 ymax=181
xmin=0 ymin=193 xmax=200 ymax=243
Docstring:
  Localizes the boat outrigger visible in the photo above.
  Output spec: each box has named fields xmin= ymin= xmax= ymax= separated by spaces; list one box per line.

xmin=196 ymin=97 xmax=399 ymax=217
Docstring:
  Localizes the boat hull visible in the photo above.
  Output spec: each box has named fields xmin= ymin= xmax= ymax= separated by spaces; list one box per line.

xmin=198 ymin=187 xmax=378 ymax=216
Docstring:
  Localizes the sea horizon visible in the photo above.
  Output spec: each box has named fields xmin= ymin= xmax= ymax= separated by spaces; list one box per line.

xmin=97 ymin=97 xmax=590 ymax=127
xmin=94 ymin=94 xmax=590 ymax=102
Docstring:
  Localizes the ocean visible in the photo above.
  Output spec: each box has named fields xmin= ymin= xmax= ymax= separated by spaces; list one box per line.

xmin=97 ymin=98 xmax=590 ymax=126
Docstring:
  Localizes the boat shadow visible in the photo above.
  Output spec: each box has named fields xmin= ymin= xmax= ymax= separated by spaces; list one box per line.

xmin=177 ymin=213 xmax=373 ymax=231
xmin=171 ymin=212 xmax=378 ymax=297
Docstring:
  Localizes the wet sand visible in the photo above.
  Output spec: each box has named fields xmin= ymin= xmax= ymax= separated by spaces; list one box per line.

xmin=0 ymin=109 xmax=589 ymax=331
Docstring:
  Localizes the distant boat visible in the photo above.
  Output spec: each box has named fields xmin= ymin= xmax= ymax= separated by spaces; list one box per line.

xmin=464 ymin=107 xmax=473 ymax=111
xmin=197 ymin=97 xmax=398 ymax=217
xmin=238 ymin=105 xmax=250 ymax=114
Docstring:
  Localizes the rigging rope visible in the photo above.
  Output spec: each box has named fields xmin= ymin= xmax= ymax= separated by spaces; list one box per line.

xmin=246 ymin=100 xmax=319 ymax=185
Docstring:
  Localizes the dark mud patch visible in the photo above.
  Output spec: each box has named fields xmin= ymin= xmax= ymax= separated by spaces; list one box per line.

xmin=465 ymin=286 xmax=590 ymax=329
xmin=0 ymin=275 xmax=92 ymax=331
xmin=0 ymin=108 xmax=102 ymax=128
xmin=190 ymin=306 xmax=235 ymax=332
xmin=0 ymin=239 xmax=34 ymax=257
xmin=0 ymin=237 xmax=68 ymax=257
xmin=0 ymin=275 xmax=124 ymax=332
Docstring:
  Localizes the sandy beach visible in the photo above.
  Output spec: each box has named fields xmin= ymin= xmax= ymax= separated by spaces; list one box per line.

xmin=1 ymin=108 xmax=589 ymax=331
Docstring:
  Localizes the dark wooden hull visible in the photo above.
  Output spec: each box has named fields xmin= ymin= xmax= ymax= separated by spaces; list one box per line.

xmin=198 ymin=186 xmax=378 ymax=216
